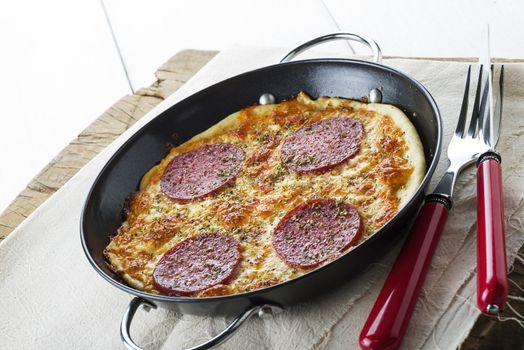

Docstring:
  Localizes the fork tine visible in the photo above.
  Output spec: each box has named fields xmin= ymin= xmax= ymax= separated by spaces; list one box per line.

xmin=491 ymin=65 xmax=504 ymax=147
xmin=466 ymin=66 xmax=484 ymax=137
xmin=499 ymin=65 xmax=504 ymax=98
xmin=497 ymin=65 xmax=504 ymax=118
xmin=477 ymin=65 xmax=492 ymax=142
xmin=455 ymin=66 xmax=472 ymax=137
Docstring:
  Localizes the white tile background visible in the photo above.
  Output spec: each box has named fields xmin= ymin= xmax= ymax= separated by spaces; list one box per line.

xmin=0 ymin=0 xmax=129 ymax=212
xmin=0 ymin=0 xmax=522 ymax=212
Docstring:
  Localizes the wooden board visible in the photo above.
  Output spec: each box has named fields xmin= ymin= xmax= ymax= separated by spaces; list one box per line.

xmin=0 ymin=49 xmax=522 ymax=348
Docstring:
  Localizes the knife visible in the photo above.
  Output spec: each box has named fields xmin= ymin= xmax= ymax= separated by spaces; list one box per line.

xmin=476 ymin=25 xmax=508 ymax=315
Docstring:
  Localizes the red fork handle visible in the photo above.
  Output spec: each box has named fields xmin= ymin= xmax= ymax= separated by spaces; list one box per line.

xmin=360 ymin=198 xmax=449 ymax=350
xmin=477 ymin=153 xmax=508 ymax=314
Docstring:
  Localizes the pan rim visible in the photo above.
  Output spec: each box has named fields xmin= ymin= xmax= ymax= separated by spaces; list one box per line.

xmin=80 ymin=58 xmax=443 ymax=304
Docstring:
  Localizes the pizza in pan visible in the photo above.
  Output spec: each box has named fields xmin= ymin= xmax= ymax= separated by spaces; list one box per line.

xmin=104 ymin=92 xmax=425 ymax=297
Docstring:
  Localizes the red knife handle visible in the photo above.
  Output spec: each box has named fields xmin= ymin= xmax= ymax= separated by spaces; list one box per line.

xmin=477 ymin=153 xmax=507 ymax=314
xmin=360 ymin=197 xmax=449 ymax=350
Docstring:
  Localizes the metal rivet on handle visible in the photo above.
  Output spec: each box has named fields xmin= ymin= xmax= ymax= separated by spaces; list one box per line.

xmin=486 ymin=304 xmax=500 ymax=315
xmin=257 ymin=306 xmax=274 ymax=319
xmin=259 ymin=93 xmax=276 ymax=105
xmin=369 ymin=88 xmax=383 ymax=103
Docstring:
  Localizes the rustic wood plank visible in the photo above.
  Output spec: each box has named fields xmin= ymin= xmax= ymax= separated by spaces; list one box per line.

xmin=0 ymin=49 xmax=217 ymax=239
xmin=0 ymin=49 xmax=521 ymax=347
xmin=460 ymin=257 xmax=524 ymax=350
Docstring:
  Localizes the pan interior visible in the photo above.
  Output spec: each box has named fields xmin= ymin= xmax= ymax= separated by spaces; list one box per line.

xmin=81 ymin=59 xmax=441 ymax=301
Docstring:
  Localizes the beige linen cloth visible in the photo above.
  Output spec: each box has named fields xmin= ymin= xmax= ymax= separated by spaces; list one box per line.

xmin=1 ymin=46 xmax=523 ymax=350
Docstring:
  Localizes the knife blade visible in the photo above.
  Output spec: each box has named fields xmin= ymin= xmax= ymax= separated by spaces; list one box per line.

xmin=479 ymin=25 xmax=494 ymax=147
xmin=479 ymin=25 xmax=503 ymax=149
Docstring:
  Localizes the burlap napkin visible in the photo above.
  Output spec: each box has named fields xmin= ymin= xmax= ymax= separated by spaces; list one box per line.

xmin=1 ymin=46 xmax=523 ymax=350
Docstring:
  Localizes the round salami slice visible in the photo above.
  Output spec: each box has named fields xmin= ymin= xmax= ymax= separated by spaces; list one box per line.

xmin=161 ymin=143 xmax=244 ymax=202
xmin=281 ymin=117 xmax=363 ymax=173
xmin=153 ymin=232 xmax=241 ymax=296
xmin=272 ymin=199 xmax=362 ymax=269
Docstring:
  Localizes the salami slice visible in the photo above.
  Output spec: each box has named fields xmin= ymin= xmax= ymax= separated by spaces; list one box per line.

xmin=272 ymin=199 xmax=362 ymax=269
xmin=161 ymin=143 xmax=244 ymax=202
xmin=153 ymin=232 xmax=241 ymax=296
xmin=281 ymin=117 xmax=363 ymax=173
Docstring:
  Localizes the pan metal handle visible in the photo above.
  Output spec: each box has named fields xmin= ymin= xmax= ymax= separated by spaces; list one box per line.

xmin=280 ymin=33 xmax=382 ymax=64
xmin=121 ymin=297 xmax=281 ymax=350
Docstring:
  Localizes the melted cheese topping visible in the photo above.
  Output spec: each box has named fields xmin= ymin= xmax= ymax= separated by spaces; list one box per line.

xmin=105 ymin=92 xmax=425 ymax=296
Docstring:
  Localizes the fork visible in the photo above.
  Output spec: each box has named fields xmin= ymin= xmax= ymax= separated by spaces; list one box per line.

xmin=359 ymin=66 xmax=493 ymax=350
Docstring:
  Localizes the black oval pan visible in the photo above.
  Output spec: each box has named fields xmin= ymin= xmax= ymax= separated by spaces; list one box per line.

xmin=80 ymin=33 xmax=442 ymax=349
